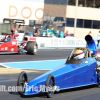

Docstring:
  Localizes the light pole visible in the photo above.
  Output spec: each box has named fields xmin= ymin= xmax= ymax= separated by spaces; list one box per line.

xmin=74 ymin=0 xmax=78 ymax=36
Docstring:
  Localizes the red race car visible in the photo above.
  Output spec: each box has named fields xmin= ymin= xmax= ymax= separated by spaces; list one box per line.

xmin=0 ymin=32 xmax=38 ymax=55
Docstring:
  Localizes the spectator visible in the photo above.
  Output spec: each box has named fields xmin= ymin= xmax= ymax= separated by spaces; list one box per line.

xmin=33 ymin=27 xmax=40 ymax=37
xmin=51 ymin=28 xmax=54 ymax=31
xmin=97 ymin=31 xmax=100 ymax=47
xmin=54 ymin=30 xmax=59 ymax=37
xmin=88 ymin=31 xmax=91 ymax=35
xmin=59 ymin=31 xmax=64 ymax=38
xmin=64 ymin=30 xmax=70 ymax=38
xmin=86 ymin=4 xmax=87 ymax=7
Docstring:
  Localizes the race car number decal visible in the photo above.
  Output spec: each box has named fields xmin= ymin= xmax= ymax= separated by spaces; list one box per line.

xmin=12 ymin=42 xmax=16 ymax=45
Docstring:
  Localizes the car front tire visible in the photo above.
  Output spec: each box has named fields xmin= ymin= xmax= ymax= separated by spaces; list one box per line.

xmin=46 ymin=74 xmax=55 ymax=98
xmin=17 ymin=71 xmax=28 ymax=95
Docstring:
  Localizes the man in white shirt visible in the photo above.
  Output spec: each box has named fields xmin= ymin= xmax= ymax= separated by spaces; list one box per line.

xmin=97 ymin=31 xmax=100 ymax=47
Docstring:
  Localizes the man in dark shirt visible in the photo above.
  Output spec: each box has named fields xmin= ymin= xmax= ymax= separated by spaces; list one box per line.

xmin=33 ymin=28 xmax=40 ymax=37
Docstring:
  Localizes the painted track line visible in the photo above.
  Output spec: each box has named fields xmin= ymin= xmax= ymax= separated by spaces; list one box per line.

xmin=1 ymin=59 xmax=66 ymax=64
xmin=1 ymin=59 xmax=66 ymax=70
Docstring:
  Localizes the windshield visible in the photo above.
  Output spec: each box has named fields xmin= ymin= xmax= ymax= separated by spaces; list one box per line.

xmin=66 ymin=48 xmax=88 ymax=65
xmin=1 ymin=35 xmax=11 ymax=43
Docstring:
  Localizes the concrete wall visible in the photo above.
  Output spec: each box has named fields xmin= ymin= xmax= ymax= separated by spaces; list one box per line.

xmin=67 ymin=5 xmax=100 ymax=20
xmin=65 ymin=27 xmax=99 ymax=39
xmin=43 ymin=4 xmax=67 ymax=17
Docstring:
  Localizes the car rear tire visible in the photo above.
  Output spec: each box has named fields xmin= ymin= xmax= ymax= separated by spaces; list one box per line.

xmin=17 ymin=71 xmax=28 ymax=95
xmin=25 ymin=41 xmax=38 ymax=55
xmin=46 ymin=74 xmax=55 ymax=98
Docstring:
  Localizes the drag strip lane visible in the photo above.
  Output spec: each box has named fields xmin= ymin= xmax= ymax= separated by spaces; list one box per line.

xmin=0 ymin=49 xmax=71 ymax=63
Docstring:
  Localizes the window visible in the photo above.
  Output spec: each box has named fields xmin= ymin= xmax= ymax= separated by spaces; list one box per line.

xmin=84 ymin=20 xmax=92 ymax=28
xmin=66 ymin=18 xmax=74 ymax=27
xmin=78 ymin=0 xmax=85 ymax=7
xmin=86 ymin=0 xmax=94 ymax=7
xmin=59 ymin=0 xmax=68 ymax=5
xmin=52 ymin=0 xmax=60 ymax=4
xmin=77 ymin=19 xmax=83 ymax=28
xmin=93 ymin=21 xmax=100 ymax=29
xmin=45 ymin=0 xmax=68 ymax=5
xmin=68 ymin=0 xmax=76 ymax=6
xmin=54 ymin=17 xmax=65 ymax=22
xmin=53 ymin=17 xmax=66 ymax=27
xmin=94 ymin=0 xmax=100 ymax=8
xmin=45 ymin=0 xmax=53 ymax=4
xmin=76 ymin=18 xmax=100 ymax=29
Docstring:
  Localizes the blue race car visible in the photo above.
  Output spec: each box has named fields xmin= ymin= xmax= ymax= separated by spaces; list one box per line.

xmin=17 ymin=35 xmax=100 ymax=98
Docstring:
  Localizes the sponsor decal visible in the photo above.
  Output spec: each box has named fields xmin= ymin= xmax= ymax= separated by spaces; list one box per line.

xmin=9 ymin=6 xmax=43 ymax=20
xmin=11 ymin=48 xmax=14 ymax=51
xmin=90 ymin=59 xmax=93 ymax=61
xmin=5 ymin=47 xmax=8 ymax=50
xmin=1 ymin=48 xmax=4 ymax=50
xmin=12 ymin=42 xmax=16 ymax=45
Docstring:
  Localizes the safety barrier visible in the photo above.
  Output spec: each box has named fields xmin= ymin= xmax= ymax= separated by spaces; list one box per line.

xmin=35 ymin=37 xmax=86 ymax=48
xmin=0 ymin=35 xmax=99 ymax=48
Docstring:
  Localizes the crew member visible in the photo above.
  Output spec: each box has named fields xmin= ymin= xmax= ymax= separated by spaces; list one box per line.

xmin=97 ymin=31 xmax=100 ymax=47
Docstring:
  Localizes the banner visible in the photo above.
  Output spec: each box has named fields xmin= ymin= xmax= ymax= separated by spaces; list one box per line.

xmin=35 ymin=37 xmax=87 ymax=48
xmin=0 ymin=0 xmax=44 ymax=25
xmin=50 ymin=37 xmax=86 ymax=47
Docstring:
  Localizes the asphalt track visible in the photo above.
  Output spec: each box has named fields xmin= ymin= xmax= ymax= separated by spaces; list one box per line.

xmin=0 ymin=49 xmax=100 ymax=100
xmin=0 ymin=49 xmax=71 ymax=63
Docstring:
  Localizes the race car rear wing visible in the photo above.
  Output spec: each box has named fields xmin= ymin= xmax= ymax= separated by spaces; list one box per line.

xmin=17 ymin=26 xmax=28 ymax=42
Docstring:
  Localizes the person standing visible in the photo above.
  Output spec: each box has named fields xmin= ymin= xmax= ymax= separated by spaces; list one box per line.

xmin=64 ymin=30 xmax=70 ymax=38
xmin=33 ymin=27 xmax=40 ymax=37
xmin=88 ymin=31 xmax=91 ymax=35
xmin=97 ymin=31 xmax=100 ymax=47
xmin=59 ymin=31 xmax=64 ymax=38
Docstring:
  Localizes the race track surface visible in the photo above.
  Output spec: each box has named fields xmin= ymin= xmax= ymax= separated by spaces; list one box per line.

xmin=0 ymin=49 xmax=100 ymax=100
xmin=0 ymin=49 xmax=72 ymax=63
xmin=0 ymin=72 xmax=100 ymax=100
